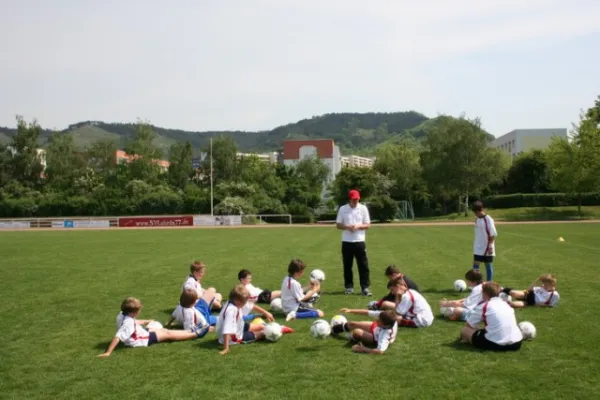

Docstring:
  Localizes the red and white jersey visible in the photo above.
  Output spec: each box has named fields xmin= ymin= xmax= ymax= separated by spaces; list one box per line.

xmin=171 ymin=305 xmax=207 ymax=330
xmin=395 ymin=289 xmax=434 ymax=327
xmin=369 ymin=321 xmax=398 ymax=352
xmin=473 ymin=214 xmax=497 ymax=256
xmin=242 ymin=283 xmax=263 ymax=315
xmin=533 ymin=287 xmax=560 ymax=307
xmin=182 ymin=275 xmax=204 ymax=298
xmin=281 ymin=276 xmax=304 ymax=313
xmin=115 ymin=313 xmax=150 ymax=347
xmin=467 ymin=297 xmax=523 ymax=345
xmin=216 ymin=301 xmax=244 ymax=344
xmin=463 ymin=283 xmax=483 ymax=311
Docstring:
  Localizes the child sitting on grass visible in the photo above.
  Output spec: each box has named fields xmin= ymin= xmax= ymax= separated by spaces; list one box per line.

xmin=281 ymin=259 xmax=325 ymax=322
xmin=165 ymin=288 xmax=213 ymax=331
xmin=439 ymin=269 xmax=484 ymax=321
xmin=98 ymin=297 xmax=208 ymax=358
xmin=502 ymin=274 xmax=560 ymax=308
xmin=333 ymin=309 xmax=398 ymax=355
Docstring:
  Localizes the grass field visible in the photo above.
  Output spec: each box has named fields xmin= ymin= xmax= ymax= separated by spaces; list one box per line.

xmin=2 ymin=224 xmax=600 ymax=400
xmin=415 ymin=206 xmax=600 ymax=222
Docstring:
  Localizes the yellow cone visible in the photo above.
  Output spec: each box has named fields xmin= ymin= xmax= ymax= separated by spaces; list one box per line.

xmin=558 ymin=237 xmax=565 ymax=242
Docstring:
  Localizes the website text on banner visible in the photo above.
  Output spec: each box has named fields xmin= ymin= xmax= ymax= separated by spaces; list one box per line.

xmin=118 ymin=216 xmax=194 ymax=228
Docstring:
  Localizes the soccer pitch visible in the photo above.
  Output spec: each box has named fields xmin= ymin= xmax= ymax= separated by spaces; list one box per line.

xmin=1 ymin=223 xmax=599 ymax=400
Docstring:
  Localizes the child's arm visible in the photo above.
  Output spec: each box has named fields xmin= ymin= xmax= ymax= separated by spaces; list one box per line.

xmin=252 ymin=304 xmax=274 ymax=322
xmin=165 ymin=316 xmax=176 ymax=327
xmin=527 ymin=277 xmax=542 ymax=292
xmin=136 ymin=319 xmax=153 ymax=325
xmin=300 ymin=281 xmax=320 ymax=302
xmin=97 ymin=337 xmax=121 ymax=358
xmin=220 ymin=334 xmax=231 ymax=355
xmin=440 ymin=298 xmax=464 ymax=307
xmin=340 ymin=308 xmax=369 ymax=315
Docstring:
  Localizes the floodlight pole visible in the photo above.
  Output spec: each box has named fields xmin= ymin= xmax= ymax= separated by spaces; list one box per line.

xmin=210 ymin=137 xmax=214 ymax=216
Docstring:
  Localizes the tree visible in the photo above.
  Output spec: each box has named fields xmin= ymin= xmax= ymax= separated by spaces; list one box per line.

xmin=329 ymin=167 xmax=380 ymax=207
xmin=373 ymin=143 xmax=427 ymax=202
xmin=546 ymin=100 xmax=600 ymax=213
xmin=168 ymin=142 xmax=194 ymax=189
xmin=5 ymin=116 xmax=44 ymax=186
xmin=504 ymin=150 xmax=551 ymax=193
xmin=45 ymin=133 xmax=87 ymax=191
xmin=87 ymin=139 xmax=117 ymax=177
xmin=123 ymin=121 xmax=163 ymax=183
xmin=203 ymin=136 xmax=238 ymax=184
xmin=421 ymin=116 xmax=508 ymax=215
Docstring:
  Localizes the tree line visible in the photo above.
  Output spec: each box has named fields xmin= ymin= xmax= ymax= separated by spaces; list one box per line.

xmin=1 ymin=96 xmax=599 ymax=222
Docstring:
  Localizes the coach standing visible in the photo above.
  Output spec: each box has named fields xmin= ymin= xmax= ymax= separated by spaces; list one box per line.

xmin=336 ymin=189 xmax=372 ymax=296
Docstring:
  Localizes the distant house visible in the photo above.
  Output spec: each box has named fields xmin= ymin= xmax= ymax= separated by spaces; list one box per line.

xmin=115 ymin=150 xmax=170 ymax=172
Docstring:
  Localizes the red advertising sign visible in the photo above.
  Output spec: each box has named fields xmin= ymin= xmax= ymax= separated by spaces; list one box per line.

xmin=118 ymin=216 xmax=194 ymax=228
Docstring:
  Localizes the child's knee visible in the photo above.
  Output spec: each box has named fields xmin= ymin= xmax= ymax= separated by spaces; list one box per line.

xmin=380 ymin=301 xmax=395 ymax=310
xmin=317 ymin=310 xmax=325 ymax=317
xmin=351 ymin=329 xmax=364 ymax=340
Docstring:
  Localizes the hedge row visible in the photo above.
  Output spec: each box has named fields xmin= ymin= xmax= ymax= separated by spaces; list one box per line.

xmin=482 ymin=193 xmax=600 ymax=209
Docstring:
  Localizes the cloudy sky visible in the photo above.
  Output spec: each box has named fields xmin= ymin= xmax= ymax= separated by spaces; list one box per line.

xmin=1 ymin=0 xmax=598 ymax=137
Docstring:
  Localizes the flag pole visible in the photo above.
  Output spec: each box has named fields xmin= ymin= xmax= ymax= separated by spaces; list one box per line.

xmin=210 ymin=137 xmax=214 ymax=216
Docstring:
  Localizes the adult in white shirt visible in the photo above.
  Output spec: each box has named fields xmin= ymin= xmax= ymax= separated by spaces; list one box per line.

xmin=460 ymin=282 xmax=523 ymax=352
xmin=336 ymin=189 xmax=372 ymax=296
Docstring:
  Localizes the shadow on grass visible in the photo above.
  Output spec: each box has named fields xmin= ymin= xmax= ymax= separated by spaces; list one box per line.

xmin=322 ymin=290 xmax=351 ymax=296
xmin=94 ymin=341 xmax=112 ymax=350
xmin=195 ymin=339 xmax=222 ymax=350
xmin=500 ymin=208 xmax=593 ymax=222
xmin=442 ymin=340 xmax=480 ymax=352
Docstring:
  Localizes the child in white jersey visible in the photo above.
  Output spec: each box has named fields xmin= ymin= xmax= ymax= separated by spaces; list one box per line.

xmin=380 ymin=277 xmax=434 ymax=328
xmin=280 ymin=259 xmax=325 ymax=322
xmin=97 ymin=297 xmax=208 ymax=358
xmin=216 ymin=285 xmax=293 ymax=355
xmin=165 ymin=288 xmax=212 ymax=333
xmin=238 ymin=269 xmax=280 ymax=322
xmin=460 ymin=282 xmax=523 ymax=351
xmin=471 ymin=201 xmax=497 ymax=281
xmin=501 ymin=274 xmax=560 ymax=308
xmin=440 ymin=269 xmax=484 ymax=321
xmin=334 ymin=309 xmax=398 ymax=355
xmin=182 ymin=261 xmax=222 ymax=326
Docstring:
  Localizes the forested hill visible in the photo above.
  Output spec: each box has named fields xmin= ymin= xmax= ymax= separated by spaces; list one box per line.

xmin=0 ymin=111 xmax=494 ymax=154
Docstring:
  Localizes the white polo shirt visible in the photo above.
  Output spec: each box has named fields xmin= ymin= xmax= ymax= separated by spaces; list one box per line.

xmin=466 ymin=297 xmax=523 ymax=345
xmin=280 ymin=276 xmax=304 ymax=313
xmin=216 ymin=302 xmax=245 ymax=344
xmin=532 ymin=287 xmax=560 ymax=307
xmin=336 ymin=203 xmax=371 ymax=242
xmin=473 ymin=215 xmax=497 ymax=256
xmin=463 ymin=283 xmax=483 ymax=311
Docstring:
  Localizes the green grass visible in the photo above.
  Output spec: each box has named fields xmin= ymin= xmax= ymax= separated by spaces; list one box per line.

xmin=1 ymin=224 xmax=600 ymax=400
xmin=415 ymin=206 xmax=600 ymax=222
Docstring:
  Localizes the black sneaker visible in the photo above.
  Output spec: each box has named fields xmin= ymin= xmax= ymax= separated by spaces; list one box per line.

xmin=361 ymin=288 xmax=373 ymax=297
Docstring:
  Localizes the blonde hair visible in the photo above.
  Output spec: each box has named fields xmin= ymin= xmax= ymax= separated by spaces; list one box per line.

xmin=121 ymin=297 xmax=142 ymax=314
xmin=228 ymin=284 xmax=250 ymax=303
xmin=540 ymin=274 xmax=557 ymax=286
xmin=482 ymin=282 xmax=501 ymax=298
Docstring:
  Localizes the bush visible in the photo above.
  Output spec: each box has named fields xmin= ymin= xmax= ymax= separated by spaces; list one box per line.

xmin=482 ymin=193 xmax=600 ymax=209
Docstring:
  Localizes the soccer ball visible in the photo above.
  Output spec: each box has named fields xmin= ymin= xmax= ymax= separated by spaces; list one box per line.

xmin=263 ymin=322 xmax=283 ymax=342
xmin=518 ymin=321 xmax=536 ymax=340
xmin=499 ymin=292 xmax=512 ymax=303
xmin=454 ymin=279 xmax=467 ymax=292
xmin=146 ymin=321 xmax=163 ymax=331
xmin=442 ymin=307 xmax=454 ymax=318
xmin=270 ymin=298 xmax=283 ymax=313
xmin=330 ymin=315 xmax=347 ymax=328
xmin=310 ymin=319 xmax=331 ymax=339
xmin=310 ymin=269 xmax=326 ymax=283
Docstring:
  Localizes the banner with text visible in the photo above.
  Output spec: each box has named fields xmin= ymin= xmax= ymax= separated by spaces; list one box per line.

xmin=193 ymin=215 xmax=242 ymax=226
xmin=118 ymin=216 xmax=194 ymax=228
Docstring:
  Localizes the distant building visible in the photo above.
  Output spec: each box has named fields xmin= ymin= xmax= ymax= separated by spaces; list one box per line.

xmin=282 ymin=139 xmax=342 ymax=197
xmin=236 ymin=152 xmax=278 ymax=164
xmin=490 ymin=128 xmax=568 ymax=160
xmin=115 ymin=150 xmax=170 ymax=172
xmin=6 ymin=146 xmax=46 ymax=173
xmin=341 ymin=155 xmax=375 ymax=168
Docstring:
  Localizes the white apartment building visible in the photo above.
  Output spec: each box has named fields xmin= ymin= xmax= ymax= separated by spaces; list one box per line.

xmin=341 ymin=155 xmax=375 ymax=168
xmin=490 ymin=128 xmax=568 ymax=160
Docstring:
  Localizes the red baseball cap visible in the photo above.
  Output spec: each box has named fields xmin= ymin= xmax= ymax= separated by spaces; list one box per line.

xmin=348 ymin=189 xmax=360 ymax=200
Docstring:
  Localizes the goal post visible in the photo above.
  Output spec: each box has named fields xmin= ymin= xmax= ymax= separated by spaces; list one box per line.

xmin=241 ymin=214 xmax=292 ymax=225
xmin=396 ymin=200 xmax=415 ymax=221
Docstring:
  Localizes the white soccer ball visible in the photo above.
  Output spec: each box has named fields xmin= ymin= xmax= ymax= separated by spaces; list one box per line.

xmin=499 ymin=292 xmax=512 ymax=303
xmin=146 ymin=321 xmax=163 ymax=331
xmin=310 ymin=269 xmax=326 ymax=283
xmin=454 ymin=279 xmax=467 ymax=292
xmin=367 ymin=300 xmax=379 ymax=310
xmin=310 ymin=319 xmax=331 ymax=339
xmin=330 ymin=315 xmax=347 ymax=328
xmin=439 ymin=306 xmax=448 ymax=316
xmin=270 ymin=298 xmax=283 ymax=313
xmin=263 ymin=322 xmax=283 ymax=342
xmin=519 ymin=321 xmax=536 ymax=340
xmin=443 ymin=307 xmax=455 ymax=318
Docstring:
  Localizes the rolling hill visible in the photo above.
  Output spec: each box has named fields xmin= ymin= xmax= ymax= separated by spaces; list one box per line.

xmin=0 ymin=111 xmax=494 ymax=155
